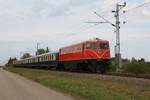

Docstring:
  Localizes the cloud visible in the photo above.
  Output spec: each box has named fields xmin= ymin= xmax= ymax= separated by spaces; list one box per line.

xmin=143 ymin=9 xmax=150 ymax=16
xmin=103 ymin=0 xmax=118 ymax=7
xmin=142 ymin=0 xmax=150 ymax=17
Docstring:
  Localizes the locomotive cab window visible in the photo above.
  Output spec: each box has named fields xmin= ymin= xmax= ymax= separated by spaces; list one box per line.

xmin=99 ymin=43 xmax=109 ymax=49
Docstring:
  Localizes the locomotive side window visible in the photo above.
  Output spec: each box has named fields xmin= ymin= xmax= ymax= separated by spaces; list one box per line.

xmin=91 ymin=44 xmax=97 ymax=49
xmin=100 ymin=43 xmax=109 ymax=49
xmin=86 ymin=44 xmax=97 ymax=49
xmin=85 ymin=44 xmax=90 ymax=49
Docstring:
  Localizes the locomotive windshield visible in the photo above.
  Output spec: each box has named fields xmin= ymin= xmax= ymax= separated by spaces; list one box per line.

xmin=85 ymin=43 xmax=109 ymax=49
xmin=99 ymin=43 xmax=109 ymax=49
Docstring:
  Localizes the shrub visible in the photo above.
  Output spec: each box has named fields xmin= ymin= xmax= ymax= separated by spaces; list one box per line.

xmin=124 ymin=62 xmax=150 ymax=74
xmin=108 ymin=64 xmax=116 ymax=72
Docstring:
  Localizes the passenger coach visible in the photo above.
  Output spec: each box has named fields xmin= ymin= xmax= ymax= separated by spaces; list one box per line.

xmin=13 ymin=52 xmax=58 ymax=69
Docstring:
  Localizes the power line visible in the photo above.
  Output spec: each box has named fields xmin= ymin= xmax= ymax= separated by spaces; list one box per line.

xmin=52 ymin=1 xmax=127 ymax=40
xmin=94 ymin=12 xmax=116 ymax=27
xmin=127 ymin=1 xmax=150 ymax=12
xmin=108 ymin=1 xmax=150 ymax=20
xmin=95 ymin=0 xmax=125 ymax=15
xmin=57 ymin=1 xmax=150 ymax=42
xmin=65 ymin=0 xmax=126 ymax=37
xmin=43 ymin=1 xmax=150 ymax=48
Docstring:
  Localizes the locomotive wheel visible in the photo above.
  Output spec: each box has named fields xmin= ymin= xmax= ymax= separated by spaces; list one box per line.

xmin=56 ymin=63 xmax=65 ymax=71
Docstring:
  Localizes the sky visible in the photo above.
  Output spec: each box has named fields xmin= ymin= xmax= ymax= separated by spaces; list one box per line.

xmin=0 ymin=0 xmax=150 ymax=64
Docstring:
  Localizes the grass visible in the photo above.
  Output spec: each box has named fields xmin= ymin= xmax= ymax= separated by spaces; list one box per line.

xmin=4 ymin=67 xmax=150 ymax=100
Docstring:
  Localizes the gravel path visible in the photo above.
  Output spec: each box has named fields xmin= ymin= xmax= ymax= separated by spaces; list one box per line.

xmin=0 ymin=69 xmax=74 ymax=100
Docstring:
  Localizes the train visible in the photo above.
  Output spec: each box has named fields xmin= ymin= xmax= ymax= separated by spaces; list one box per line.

xmin=10 ymin=38 xmax=111 ymax=73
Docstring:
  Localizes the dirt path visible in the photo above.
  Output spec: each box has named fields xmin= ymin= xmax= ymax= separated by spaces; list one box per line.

xmin=0 ymin=69 xmax=74 ymax=100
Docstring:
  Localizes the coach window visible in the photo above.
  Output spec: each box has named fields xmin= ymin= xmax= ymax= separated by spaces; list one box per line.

xmin=48 ymin=56 xmax=49 ymax=61
xmin=50 ymin=55 xmax=51 ymax=60
xmin=47 ymin=56 xmax=48 ymax=61
xmin=40 ymin=57 xmax=42 ymax=61
xmin=53 ymin=55 xmax=56 ymax=60
xmin=45 ymin=56 xmax=47 ymax=61
xmin=43 ymin=56 xmax=45 ymax=61
xmin=52 ymin=55 xmax=53 ymax=60
xmin=44 ymin=56 xmax=46 ymax=61
xmin=49 ymin=55 xmax=51 ymax=60
xmin=50 ymin=55 xmax=52 ymax=61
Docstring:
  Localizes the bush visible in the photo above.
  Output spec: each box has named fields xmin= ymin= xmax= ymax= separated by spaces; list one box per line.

xmin=124 ymin=62 xmax=150 ymax=74
xmin=108 ymin=64 xmax=116 ymax=72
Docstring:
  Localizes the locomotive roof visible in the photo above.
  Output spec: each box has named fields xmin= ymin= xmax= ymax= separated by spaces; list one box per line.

xmin=60 ymin=38 xmax=109 ymax=49
xmin=84 ymin=39 xmax=109 ymax=43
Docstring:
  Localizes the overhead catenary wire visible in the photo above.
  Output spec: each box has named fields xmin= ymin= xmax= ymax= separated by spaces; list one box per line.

xmin=62 ymin=0 xmax=126 ymax=37
xmin=95 ymin=0 xmax=125 ymax=15
xmin=32 ymin=1 xmax=150 ymax=46
xmin=23 ymin=1 xmax=150 ymax=53
xmin=127 ymin=1 xmax=150 ymax=12
xmin=46 ymin=1 xmax=130 ymax=41
xmin=86 ymin=1 xmax=150 ymax=29
xmin=107 ymin=1 xmax=150 ymax=20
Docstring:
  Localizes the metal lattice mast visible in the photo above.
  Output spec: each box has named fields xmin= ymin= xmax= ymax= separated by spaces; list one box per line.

xmin=112 ymin=3 xmax=126 ymax=72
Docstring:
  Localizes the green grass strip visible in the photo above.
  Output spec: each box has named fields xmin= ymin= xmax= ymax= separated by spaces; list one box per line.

xmin=4 ymin=67 xmax=150 ymax=100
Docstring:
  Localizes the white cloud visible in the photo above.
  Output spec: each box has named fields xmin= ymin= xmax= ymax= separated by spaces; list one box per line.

xmin=143 ymin=9 xmax=150 ymax=16
xmin=145 ymin=0 xmax=150 ymax=2
xmin=142 ymin=0 xmax=150 ymax=17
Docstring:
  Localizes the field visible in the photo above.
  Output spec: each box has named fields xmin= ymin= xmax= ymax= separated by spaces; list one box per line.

xmin=4 ymin=67 xmax=150 ymax=100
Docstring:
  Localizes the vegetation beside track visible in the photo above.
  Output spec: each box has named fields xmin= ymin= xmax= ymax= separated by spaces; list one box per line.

xmin=109 ymin=57 xmax=150 ymax=74
xmin=124 ymin=62 xmax=150 ymax=74
xmin=4 ymin=67 xmax=150 ymax=100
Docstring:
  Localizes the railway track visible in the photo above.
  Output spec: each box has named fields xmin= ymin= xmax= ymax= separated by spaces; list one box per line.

xmin=98 ymin=74 xmax=150 ymax=87
xmin=106 ymin=72 xmax=150 ymax=79
xmin=60 ymin=71 xmax=150 ymax=87
xmin=62 ymin=70 xmax=150 ymax=87
xmin=71 ymin=71 xmax=150 ymax=87
xmin=69 ymin=70 xmax=150 ymax=79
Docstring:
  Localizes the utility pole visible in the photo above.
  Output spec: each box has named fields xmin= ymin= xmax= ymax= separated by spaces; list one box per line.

xmin=87 ymin=2 xmax=126 ymax=72
xmin=112 ymin=2 xmax=126 ymax=72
